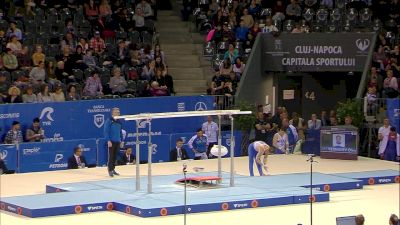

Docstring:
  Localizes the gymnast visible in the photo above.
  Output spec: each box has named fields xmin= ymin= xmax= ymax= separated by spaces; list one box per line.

xmin=248 ymin=140 xmax=271 ymax=176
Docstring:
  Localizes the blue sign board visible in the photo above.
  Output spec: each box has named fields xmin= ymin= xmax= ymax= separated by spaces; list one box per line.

xmin=0 ymin=144 xmax=17 ymax=171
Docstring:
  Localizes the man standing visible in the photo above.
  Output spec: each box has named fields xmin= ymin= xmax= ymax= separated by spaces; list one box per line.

xmin=282 ymin=118 xmax=298 ymax=154
xmin=378 ymin=118 xmax=391 ymax=153
xmin=4 ymin=121 xmax=23 ymax=144
xmin=67 ymin=146 xmax=87 ymax=169
xmin=202 ymin=116 xmax=218 ymax=158
xmin=104 ymin=107 xmax=123 ymax=177
xmin=188 ymin=128 xmax=208 ymax=160
xmin=170 ymin=138 xmax=189 ymax=161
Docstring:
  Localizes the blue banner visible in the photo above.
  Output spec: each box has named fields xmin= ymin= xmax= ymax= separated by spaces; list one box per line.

xmin=387 ymin=99 xmax=400 ymax=132
xmin=0 ymin=96 xmax=214 ymax=142
xmin=18 ymin=139 xmax=97 ymax=173
xmin=0 ymin=144 xmax=17 ymax=171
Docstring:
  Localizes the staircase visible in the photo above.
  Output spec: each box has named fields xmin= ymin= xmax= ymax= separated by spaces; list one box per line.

xmin=156 ymin=7 xmax=212 ymax=96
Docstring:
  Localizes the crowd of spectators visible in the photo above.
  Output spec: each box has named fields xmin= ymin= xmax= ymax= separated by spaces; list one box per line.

xmin=0 ymin=0 xmax=175 ymax=104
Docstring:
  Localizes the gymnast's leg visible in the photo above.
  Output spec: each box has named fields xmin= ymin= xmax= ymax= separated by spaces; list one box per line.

xmin=248 ymin=143 xmax=256 ymax=176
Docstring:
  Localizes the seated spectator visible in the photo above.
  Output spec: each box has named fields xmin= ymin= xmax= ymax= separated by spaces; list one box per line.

xmin=112 ymin=40 xmax=129 ymax=67
xmin=233 ymin=57 xmax=245 ymax=79
xmin=46 ymin=61 xmax=57 ymax=83
xmin=243 ymin=32 xmax=255 ymax=50
xmin=228 ymin=71 xmax=239 ymax=91
xmin=389 ymin=214 xmax=399 ymax=225
xmin=89 ymin=31 xmax=106 ymax=55
xmin=365 ymin=86 xmax=378 ymax=115
xmin=25 ymin=117 xmax=45 ymax=142
xmin=236 ymin=21 xmax=249 ymax=42
xmin=170 ymin=138 xmax=189 ymax=161
xmin=77 ymin=38 xmax=89 ymax=54
xmin=6 ymin=35 xmax=22 ymax=54
xmin=70 ymin=45 xmax=87 ymax=71
xmin=4 ymin=121 xmax=23 ymax=144
xmin=119 ymin=147 xmax=135 ymax=165
xmin=0 ymin=30 xmax=6 ymax=52
xmin=209 ymin=0 xmax=219 ymax=12
xmin=60 ymin=32 xmax=77 ymax=53
xmin=37 ymin=84 xmax=53 ymax=103
xmin=32 ymin=45 xmax=46 ymax=67
xmin=83 ymin=70 xmax=103 ymax=97
xmin=67 ymin=146 xmax=88 ymax=169
xmin=141 ymin=59 xmax=156 ymax=81
xmin=84 ymin=0 xmax=99 ymax=20
xmin=248 ymin=0 xmax=262 ymax=16
xmin=213 ymin=22 xmax=235 ymax=43
xmin=29 ymin=61 xmax=46 ymax=84
xmin=228 ymin=10 xmax=238 ymax=28
xmin=249 ymin=21 xmax=262 ymax=38
xmin=211 ymin=70 xmax=227 ymax=95
xmin=213 ymin=10 xmax=227 ymax=27
xmin=291 ymin=23 xmax=303 ymax=33
xmin=154 ymin=55 xmax=166 ymax=70
xmin=383 ymin=68 xmax=399 ymax=98
xmin=141 ymin=45 xmax=153 ymax=65
xmin=290 ymin=112 xmax=305 ymax=141
xmin=55 ymin=61 xmax=74 ymax=84
xmin=286 ymin=0 xmax=302 ymax=21
xmin=330 ymin=116 xmax=338 ymax=126
xmin=369 ymin=66 xmax=383 ymax=92
xmin=0 ymin=72 xmax=10 ymax=100
xmin=132 ymin=7 xmax=146 ymax=32
xmin=66 ymin=84 xmax=81 ymax=101
xmin=22 ymin=85 xmax=37 ymax=103
xmin=320 ymin=110 xmax=330 ymax=126
xmin=51 ymin=85 xmax=66 ymax=102
xmin=4 ymin=86 xmax=22 ymax=103
xmin=83 ymin=49 xmax=99 ymax=69
xmin=2 ymin=48 xmax=18 ymax=72
xmin=136 ymin=0 xmax=153 ymax=19
xmin=272 ymin=0 xmax=286 ymax=21
xmin=162 ymin=67 xmax=174 ymax=95
xmin=151 ymin=44 xmax=165 ymax=63
xmin=99 ymin=0 xmax=113 ymax=18
xmin=150 ymin=81 xmax=168 ymax=96
xmin=109 ymin=67 xmax=128 ymax=95
xmin=273 ymin=126 xmax=289 ymax=154
xmin=223 ymin=80 xmax=235 ymax=97
xmin=6 ymin=22 xmax=22 ymax=41
xmin=241 ymin=8 xmax=254 ymax=28
xmin=344 ymin=115 xmax=353 ymax=126
xmin=307 ymin=113 xmax=321 ymax=130
xmin=373 ymin=45 xmax=389 ymax=69
xmin=262 ymin=18 xmax=278 ymax=33
xmin=64 ymin=19 xmax=76 ymax=35
xmin=219 ymin=59 xmax=233 ymax=76
xmin=17 ymin=46 xmax=32 ymax=71
xmin=151 ymin=68 xmax=166 ymax=87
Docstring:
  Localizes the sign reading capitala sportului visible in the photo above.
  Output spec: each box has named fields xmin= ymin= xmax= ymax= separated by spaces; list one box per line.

xmin=263 ymin=32 xmax=375 ymax=72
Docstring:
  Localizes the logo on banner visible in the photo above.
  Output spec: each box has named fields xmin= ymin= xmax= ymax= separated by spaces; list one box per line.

xmin=151 ymin=144 xmax=158 ymax=154
xmin=94 ymin=114 xmax=105 ymax=128
xmin=23 ymin=147 xmax=40 ymax=155
xmin=87 ymin=205 xmax=103 ymax=211
xmin=0 ymin=150 xmax=8 ymax=160
xmin=54 ymin=154 xmax=64 ymax=163
xmin=39 ymin=107 xmax=55 ymax=126
xmin=177 ymin=102 xmax=185 ymax=112
xmin=355 ymin=39 xmax=370 ymax=52
xmin=394 ymin=109 xmax=400 ymax=117
xmin=195 ymin=102 xmax=207 ymax=111
xmin=274 ymin=39 xmax=282 ymax=51
xmin=77 ymin=144 xmax=90 ymax=152
xmin=138 ymin=120 xmax=147 ymax=128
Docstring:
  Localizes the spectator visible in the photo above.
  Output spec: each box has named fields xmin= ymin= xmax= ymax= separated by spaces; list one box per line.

xmin=188 ymin=128 xmax=208 ymax=160
xmin=56 ymin=46 xmax=74 ymax=75
xmin=228 ymin=71 xmax=239 ymax=91
xmin=118 ymin=147 xmax=136 ymax=165
xmin=373 ymin=45 xmax=388 ymax=69
xmin=161 ymin=67 xmax=174 ymax=95
xmin=254 ymin=111 xmax=269 ymax=142
xmin=355 ymin=214 xmax=365 ymax=225
xmin=286 ymin=0 xmax=302 ymax=21
xmin=55 ymin=61 xmax=73 ymax=84
xmin=77 ymin=38 xmax=89 ymax=54
xmin=273 ymin=126 xmax=289 ymax=154
xmin=291 ymin=23 xmax=303 ymax=33
xmin=84 ymin=0 xmax=99 ymax=20
xmin=282 ymin=118 xmax=298 ymax=154
xmin=99 ymin=0 xmax=112 ymax=18
xmin=365 ymin=86 xmax=378 ymax=115
xmin=70 ymin=45 xmax=87 ymax=71
xmin=240 ymin=8 xmax=254 ymax=28
xmin=67 ymin=146 xmax=88 ymax=169
xmin=344 ymin=115 xmax=353 ymax=126
xmin=369 ymin=67 xmax=383 ymax=92
xmin=154 ymin=55 xmax=166 ymax=71
xmin=22 ymin=85 xmax=37 ymax=103
xmin=83 ymin=49 xmax=98 ymax=69
xmin=6 ymin=22 xmax=22 ymax=41
xmin=228 ymin=10 xmax=238 ymax=28
xmin=290 ymin=112 xmax=305 ymax=140
xmin=45 ymin=61 xmax=57 ymax=84
xmin=17 ymin=46 xmax=31 ymax=71
xmin=389 ymin=214 xmax=399 ymax=225
xmin=0 ymin=72 xmax=10 ymax=101
xmin=330 ymin=116 xmax=338 ymax=126
xmin=219 ymin=58 xmax=232 ymax=76
xmin=262 ymin=18 xmax=278 ymax=33
xmin=233 ymin=57 xmax=245 ymax=78
xmin=249 ymin=21 xmax=262 ymax=38
xmin=66 ymin=84 xmax=81 ymax=101
xmin=209 ymin=0 xmax=219 ymax=12
xmin=307 ymin=113 xmax=321 ymax=130
xmin=4 ymin=121 xmax=23 ymax=144
xmin=51 ymin=85 xmax=66 ymax=102
xmin=29 ymin=61 xmax=46 ymax=84
xmin=83 ymin=70 xmax=103 ymax=97
xmin=272 ymin=0 xmax=286 ymax=21
xmin=4 ymin=86 xmax=22 ymax=103
xmin=136 ymin=0 xmax=153 ymax=19
xmin=60 ymin=32 xmax=77 ymax=53
xmin=202 ymin=116 xmax=218 ymax=158
xmin=141 ymin=59 xmax=156 ymax=81
xmin=213 ymin=10 xmax=227 ymax=27
xmin=31 ymin=45 xmax=46 ymax=67
xmin=2 ymin=48 xmax=18 ymax=72
xmin=150 ymin=80 xmax=168 ymax=96
xmin=64 ymin=19 xmax=76 ymax=35
xmin=109 ymin=67 xmax=128 ymax=95
xmin=170 ymin=138 xmax=189 ymax=161
xmin=379 ymin=126 xmax=399 ymax=162
xmin=25 ymin=117 xmax=45 ymax=142
xmin=112 ymin=40 xmax=129 ymax=67
xmin=151 ymin=44 xmax=165 ymax=63
xmin=383 ymin=69 xmax=398 ymax=98
xmin=89 ymin=31 xmax=106 ymax=55
xmin=37 ymin=84 xmax=52 ymax=102
xmin=0 ymin=30 xmax=6 ymax=53
xmin=236 ymin=20 xmax=249 ymax=42
xmin=320 ymin=110 xmax=330 ymax=126
xmin=132 ymin=7 xmax=145 ymax=32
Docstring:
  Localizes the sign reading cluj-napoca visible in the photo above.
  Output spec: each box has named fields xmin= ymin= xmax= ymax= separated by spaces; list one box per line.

xmin=263 ymin=33 xmax=375 ymax=72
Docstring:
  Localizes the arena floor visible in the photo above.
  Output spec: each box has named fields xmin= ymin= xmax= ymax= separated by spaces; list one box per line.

xmin=1 ymin=155 xmax=399 ymax=225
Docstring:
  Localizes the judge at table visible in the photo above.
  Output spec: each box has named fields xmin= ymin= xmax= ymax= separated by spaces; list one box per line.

xmin=170 ymin=138 xmax=189 ymax=161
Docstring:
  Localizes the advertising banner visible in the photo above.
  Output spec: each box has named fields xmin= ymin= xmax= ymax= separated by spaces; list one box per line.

xmin=0 ymin=144 xmax=17 ymax=171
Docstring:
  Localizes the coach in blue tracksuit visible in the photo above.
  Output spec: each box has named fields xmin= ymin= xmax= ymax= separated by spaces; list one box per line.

xmin=188 ymin=128 xmax=208 ymax=160
xmin=104 ymin=107 xmax=124 ymax=177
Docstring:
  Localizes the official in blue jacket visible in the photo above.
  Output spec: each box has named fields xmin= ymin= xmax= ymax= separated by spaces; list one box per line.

xmin=104 ymin=107 xmax=124 ymax=177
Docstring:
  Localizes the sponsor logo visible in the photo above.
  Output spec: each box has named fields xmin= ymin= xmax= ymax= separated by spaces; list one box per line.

xmin=54 ymin=154 xmax=63 ymax=163
xmin=394 ymin=109 xmax=400 ymax=117
xmin=23 ymin=147 xmax=40 ymax=155
xmin=355 ymin=39 xmax=370 ymax=52
xmin=233 ymin=203 xmax=248 ymax=208
xmin=0 ymin=150 xmax=8 ymax=160
xmin=7 ymin=206 xmax=16 ymax=212
xmin=87 ymin=105 xmax=111 ymax=113
xmin=378 ymin=178 xmax=392 ymax=183
xmin=177 ymin=102 xmax=185 ymax=112
xmin=151 ymin=144 xmax=158 ymax=155
xmin=77 ymin=144 xmax=91 ymax=152
xmin=42 ymin=133 xmax=64 ymax=142
xmin=94 ymin=114 xmax=105 ymax=128
xmin=194 ymin=102 xmax=207 ymax=111
xmin=274 ymin=39 xmax=282 ymax=51
xmin=0 ymin=112 xmax=20 ymax=120
xmin=39 ymin=107 xmax=55 ymax=126
xmin=138 ymin=120 xmax=147 ymax=129
xmin=87 ymin=205 xmax=103 ymax=211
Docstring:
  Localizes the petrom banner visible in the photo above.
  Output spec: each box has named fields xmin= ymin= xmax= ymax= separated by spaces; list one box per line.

xmin=262 ymin=32 xmax=375 ymax=72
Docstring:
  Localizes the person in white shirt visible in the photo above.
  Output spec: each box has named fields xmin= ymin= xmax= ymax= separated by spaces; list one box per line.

xmin=307 ymin=113 xmax=322 ymax=130
xmin=378 ymin=118 xmax=391 ymax=152
xmin=202 ymin=116 xmax=219 ymax=158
